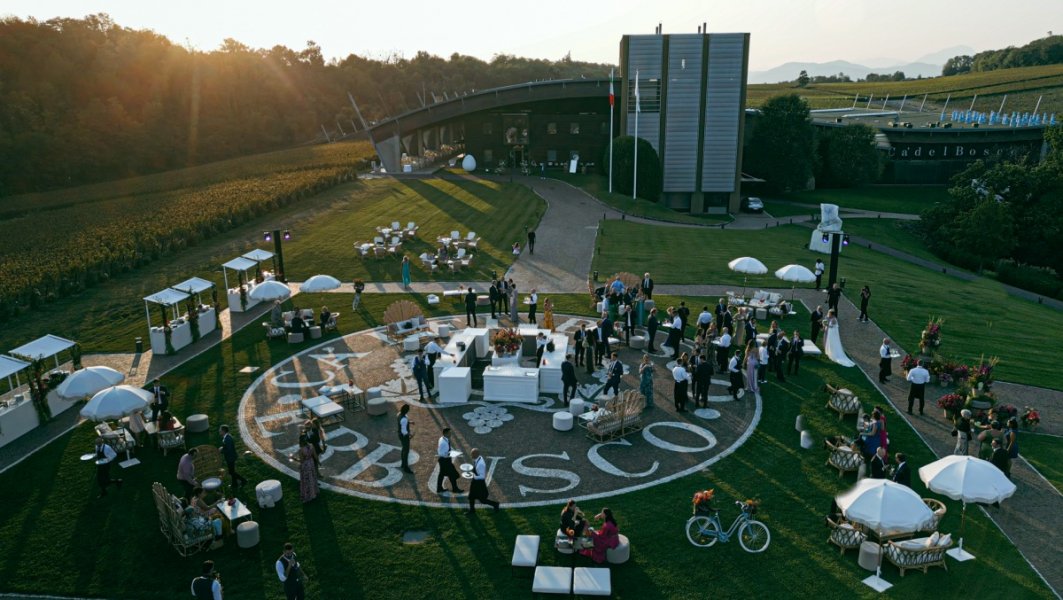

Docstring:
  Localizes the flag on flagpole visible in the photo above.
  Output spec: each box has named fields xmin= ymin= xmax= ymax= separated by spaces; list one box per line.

xmin=609 ymin=69 xmax=615 ymax=107
xmin=634 ymin=74 xmax=641 ymax=113
xmin=608 ymin=68 xmax=615 ymax=193
xmin=633 ymin=70 xmax=640 ymax=200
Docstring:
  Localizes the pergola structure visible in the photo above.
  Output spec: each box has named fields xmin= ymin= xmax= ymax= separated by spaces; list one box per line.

xmin=0 ymin=355 xmax=30 ymax=391
xmin=9 ymin=334 xmax=77 ymax=370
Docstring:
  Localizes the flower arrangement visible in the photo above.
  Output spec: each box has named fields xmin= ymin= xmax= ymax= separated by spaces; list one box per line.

xmin=968 ymin=355 xmax=998 ymax=392
xmin=919 ymin=317 xmax=944 ymax=354
xmin=1022 ymin=406 xmax=1041 ymax=429
xmin=952 ymin=364 xmax=970 ymax=381
xmin=901 ymin=354 xmax=919 ymax=372
xmin=492 ymin=328 xmax=522 ymax=355
xmin=741 ymin=499 xmax=761 ymax=515
xmin=937 ymin=393 xmax=964 ymax=415
xmin=938 ymin=372 xmax=953 ymax=387
xmin=692 ymin=489 xmax=716 ymax=513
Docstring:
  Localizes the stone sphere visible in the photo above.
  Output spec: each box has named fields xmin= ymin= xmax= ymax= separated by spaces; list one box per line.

xmin=461 ymin=155 xmax=476 ymax=172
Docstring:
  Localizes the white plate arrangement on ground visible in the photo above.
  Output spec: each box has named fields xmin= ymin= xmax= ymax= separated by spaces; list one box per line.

xmin=464 ymin=405 xmax=512 ymax=434
xmin=694 ymin=408 xmax=721 ymax=419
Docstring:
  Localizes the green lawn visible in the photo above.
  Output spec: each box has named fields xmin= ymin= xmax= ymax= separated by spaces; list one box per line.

xmin=782 ymin=187 xmax=947 ymax=215
xmin=0 ymin=292 xmax=1051 ymax=599
xmin=548 ymin=172 xmax=731 ymax=225
xmin=0 ymin=177 xmax=544 ymax=354
xmin=840 ymin=219 xmax=944 ymax=264
xmin=763 ymin=201 xmax=820 ymax=219
xmin=1019 ymin=434 xmax=1063 ymax=495
xmin=593 ymin=222 xmax=1063 ymax=390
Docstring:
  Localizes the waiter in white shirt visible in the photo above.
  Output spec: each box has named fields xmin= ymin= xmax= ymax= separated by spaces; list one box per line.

xmin=423 ymin=337 xmax=451 ymax=390
xmin=190 ymin=560 xmax=223 ymax=600
xmin=906 ymin=360 xmax=932 ymax=415
xmin=672 ymin=360 xmax=692 ymax=412
xmin=435 ymin=427 xmax=463 ymax=495
xmin=528 ymin=289 xmax=539 ymax=324
xmin=93 ymin=437 xmax=122 ymax=498
xmin=716 ymin=328 xmax=732 ymax=371
xmin=466 ymin=448 xmax=499 ymax=514
xmin=696 ymin=307 xmax=713 ymax=336
xmin=275 ymin=543 xmax=305 ymax=600
xmin=878 ymin=338 xmax=893 ymax=383
xmin=727 ymin=351 xmax=743 ymax=401
xmin=398 ymin=404 xmax=413 ymax=474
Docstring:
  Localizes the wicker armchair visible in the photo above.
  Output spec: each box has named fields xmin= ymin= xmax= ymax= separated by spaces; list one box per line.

xmin=152 ymin=482 xmax=213 ymax=556
xmin=883 ymin=535 xmax=953 ymax=576
xmin=826 ymin=518 xmax=867 ymax=555
xmin=825 ymin=384 xmax=861 ymax=420
xmin=919 ymin=498 xmax=947 ymax=532
xmin=825 ymin=440 xmax=863 ymax=477
xmin=158 ymin=426 xmax=186 ymax=456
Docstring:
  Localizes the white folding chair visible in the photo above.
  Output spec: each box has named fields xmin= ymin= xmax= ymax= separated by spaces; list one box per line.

xmin=373 ymin=236 xmax=384 ymax=246
xmin=391 ymin=221 xmax=401 ymax=231
xmin=450 ymin=230 xmax=460 ymax=240
xmin=466 ymin=231 xmax=477 ymax=241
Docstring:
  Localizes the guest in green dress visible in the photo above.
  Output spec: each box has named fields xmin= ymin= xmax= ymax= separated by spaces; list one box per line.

xmin=639 ymin=354 xmax=654 ymax=410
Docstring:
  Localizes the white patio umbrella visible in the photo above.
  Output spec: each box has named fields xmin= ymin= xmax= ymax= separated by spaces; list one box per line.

xmin=919 ymin=455 xmax=1017 ymax=562
xmin=728 ymin=257 xmax=768 ymax=296
xmin=56 ymin=366 xmax=125 ymax=400
xmin=299 ymin=274 xmax=342 ymax=293
xmin=835 ymin=478 xmax=933 ymax=592
xmin=774 ymin=264 xmax=816 ymax=302
xmin=80 ymin=385 xmax=152 ymax=421
xmin=248 ymin=280 xmax=292 ymax=302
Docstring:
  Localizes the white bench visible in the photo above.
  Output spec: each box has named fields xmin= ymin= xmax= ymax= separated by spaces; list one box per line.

xmin=573 ymin=567 xmax=611 ymax=597
xmin=532 ymin=566 xmax=571 ymax=596
xmin=511 ymin=534 xmax=539 ymax=577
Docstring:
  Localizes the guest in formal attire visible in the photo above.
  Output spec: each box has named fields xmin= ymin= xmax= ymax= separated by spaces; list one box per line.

xmin=639 ymin=354 xmax=654 ymax=410
xmin=562 ymin=354 xmax=578 ymax=405
xmin=290 ymin=312 xmax=306 ymax=335
xmin=398 ymin=404 xmax=413 ymax=474
xmin=827 ymin=283 xmax=842 ymax=314
xmin=276 ymin=543 xmax=306 ymax=600
xmin=892 ymin=452 xmax=911 ymax=487
xmin=527 ymin=229 xmax=536 ymax=254
xmin=641 ymin=272 xmax=654 ymax=299
xmin=676 ymin=302 xmax=690 ymax=341
xmin=574 ymin=324 xmax=587 ymax=367
xmin=435 ymin=428 xmax=463 ymax=494
xmin=127 ymin=409 xmax=147 ymax=447
xmin=467 ymin=448 xmax=500 ymax=514
xmin=579 ymin=508 xmax=620 ymax=563
xmin=304 ymin=418 xmax=326 ymax=459
xmin=535 ymin=332 xmax=548 ymax=366
xmin=954 ymin=409 xmax=974 ymax=455
xmin=1004 ymin=417 xmax=1020 ymax=474
xmin=714 ymin=298 xmax=727 ymax=332
xmin=766 ymin=327 xmax=779 ymax=380
xmin=858 ymin=286 xmax=871 ymax=323
xmin=696 ymin=306 xmax=714 ymax=337
xmin=594 ymin=320 xmax=609 ymax=366
xmin=412 ymin=349 xmax=430 ymax=400
xmin=990 ymin=439 xmax=1011 ymax=479
xmin=150 ymin=377 xmax=169 ymax=422
xmin=424 ymin=337 xmax=451 ymax=390
xmin=620 ymin=303 xmax=635 ymax=344
xmin=809 ymin=306 xmax=824 ymax=346
xmin=694 ymin=353 xmax=713 ymax=408
xmin=218 ymin=425 xmax=247 ymax=489
xmin=727 ymin=351 xmax=743 ymax=400
xmin=465 ymin=288 xmax=478 ymax=327
xmin=93 ymin=437 xmax=122 ymax=498
xmin=603 ymin=352 xmax=623 ymax=397
xmin=878 ymin=338 xmax=893 ymax=383
xmin=560 ymin=499 xmax=587 ymax=538
xmin=646 ymin=308 xmax=660 ymax=353
xmin=509 ymin=281 xmax=520 ymax=323
xmin=499 ymin=279 xmax=510 ymax=313
xmin=489 ymin=281 xmax=501 ymax=318
xmin=663 ymin=309 xmax=681 ymax=355
xmin=177 ymin=448 xmax=199 ymax=501
xmin=401 ymin=255 xmax=411 ymax=289
xmin=543 ymin=297 xmax=555 ymax=331
xmin=869 ymin=446 xmax=888 ymax=478
xmin=788 ymin=331 xmax=804 ymax=375
xmin=814 ymin=259 xmax=825 ymax=290
xmin=716 ymin=328 xmax=732 ymax=371
xmin=744 ymin=341 xmax=760 ymax=393
xmin=905 ymin=360 xmax=931 ymax=414
xmin=527 ymin=289 xmax=538 ymax=324
xmin=190 ymin=560 xmax=222 ymax=600
xmin=672 ymin=357 xmax=691 ymax=412
xmin=757 ymin=339 xmax=769 ymax=385
xmin=319 ymin=306 xmax=332 ymax=329
xmin=158 ymin=410 xmax=177 ymax=431
xmin=297 ymin=437 xmax=318 ymax=503
xmin=774 ymin=333 xmax=789 ymax=382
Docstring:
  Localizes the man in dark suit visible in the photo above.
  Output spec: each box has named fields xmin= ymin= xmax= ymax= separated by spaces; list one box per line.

xmin=827 ymin=283 xmax=842 ymax=314
xmin=412 ymin=349 xmax=430 ymax=400
xmin=621 ymin=303 xmax=635 ymax=345
xmin=722 ymin=308 xmax=733 ymax=338
xmin=584 ymin=329 xmax=596 ymax=374
xmin=464 ymin=288 xmax=478 ymax=327
xmin=767 ymin=328 xmax=780 ymax=379
xmin=561 ymin=354 xmax=578 ymax=405
xmin=774 ymin=334 xmax=789 ymax=382
xmin=809 ymin=306 xmax=824 ymax=345
xmin=694 ymin=354 xmax=713 ymax=408
xmin=641 ymin=272 xmax=654 ymax=299
xmin=499 ymin=279 xmax=509 ymax=313
xmin=676 ymin=302 xmax=690 ymax=341
xmin=603 ymin=352 xmax=623 ymax=397
xmin=596 ymin=317 xmax=613 ymax=365
xmin=219 ymin=424 xmax=248 ymax=488
xmin=573 ymin=324 xmax=586 ymax=367
xmin=891 ymin=453 xmax=911 ymax=487
xmin=869 ymin=447 xmax=888 ymax=479
xmin=788 ymin=331 xmax=804 ymax=375
xmin=527 ymin=229 xmax=536 ymax=254
xmin=488 ymin=281 xmax=500 ymax=319
xmin=990 ymin=439 xmax=1011 ymax=479
xmin=646 ymin=308 xmax=659 ymax=353
xmin=150 ymin=378 xmax=169 ymax=422
xmin=744 ymin=317 xmax=757 ymax=346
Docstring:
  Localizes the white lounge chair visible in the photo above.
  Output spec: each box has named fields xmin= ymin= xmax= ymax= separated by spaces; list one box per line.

xmin=467 ymin=236 xmax=480 ymax=250
xmin=373 ymin=236 xmax=385 ymax=246
xmin=419 ymin=253 xmax=438 ymax=272
xmin=391 ymin=221 xmax=401 ymax=231
xmin=466 ymin=231 xmax=477 ymax=241
xmin=405 ymin=222 xmax=418 ymax=238
xmin=455 ymin=248 xmax=467 ymax=260
xmin=450 ymin=230 xmax=460 ymax=240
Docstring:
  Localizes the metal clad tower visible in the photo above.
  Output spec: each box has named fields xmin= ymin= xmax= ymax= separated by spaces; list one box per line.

xmin=620 ymin=31 xmax=749 ymax=213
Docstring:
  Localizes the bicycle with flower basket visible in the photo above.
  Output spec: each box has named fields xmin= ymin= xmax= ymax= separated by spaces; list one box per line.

xmin=685 ymin=489 xmax=771 ymax=552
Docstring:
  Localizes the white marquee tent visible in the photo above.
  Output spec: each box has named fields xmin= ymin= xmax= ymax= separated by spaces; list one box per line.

xmin=0 ymin=355 xmax=30 ymax=390
xmin=9 ymin=334 xmax=77 ymax=369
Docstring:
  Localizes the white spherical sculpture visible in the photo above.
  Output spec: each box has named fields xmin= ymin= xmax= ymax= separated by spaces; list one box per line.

xmin=461 ymin=155 xmax=477 ymax=172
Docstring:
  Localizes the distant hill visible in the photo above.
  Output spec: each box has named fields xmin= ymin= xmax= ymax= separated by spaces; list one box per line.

xmin=749 ymin=60 xmax=943 ymax=84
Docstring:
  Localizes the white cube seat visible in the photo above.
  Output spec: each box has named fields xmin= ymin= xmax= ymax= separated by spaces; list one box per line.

xmin=511 ymin=534 xmax=540 ymax=569
xmin=532 ymin=566 xmax=572 ymax=595
xmin=186 ymin=414 xmax=209 ymax=433
xmin=403 ymin=337 xmax=421 ymax=352
xmin=437 ymin=324 xmax=451 ymax=337
xmin=366 ymin=397 xmax=387 ymax=416
xmin=573 ymin=567 xmax=611 ymax=596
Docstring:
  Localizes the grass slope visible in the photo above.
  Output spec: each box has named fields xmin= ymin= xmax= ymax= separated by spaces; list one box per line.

xmin=547 ymin=172 xmax=730 ymax=225
xmin=782 ymin=187 xmax=948 ymax=215
xmin=592 ymin=222 xmax=1063 ymax=389
xmin=0 ymin=293 xmax=1052 ymax=599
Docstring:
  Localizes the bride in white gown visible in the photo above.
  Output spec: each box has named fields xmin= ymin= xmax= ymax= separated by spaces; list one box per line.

xmin=823 ymin=309 xmax=856 ymax=367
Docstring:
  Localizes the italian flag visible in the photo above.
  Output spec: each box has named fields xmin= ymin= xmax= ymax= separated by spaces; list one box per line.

xmin=609 ymin=68 xmax=615 ymax=107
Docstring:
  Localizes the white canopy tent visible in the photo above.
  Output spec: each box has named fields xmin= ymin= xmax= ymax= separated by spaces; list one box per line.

xmin=171 ymin=276 xmax=215 ymax=296
xmin=143 ymin=288 xmax=190 ymax=329
xmin=242 ymin=248 xmax=275 ymax=262
xmin=10 ymin=334 xmax=77 ymax=369
xmin=221 ymin=256 xmax=258 ymax=291
xmin=0 ymin=355 xmax=30 ymax=390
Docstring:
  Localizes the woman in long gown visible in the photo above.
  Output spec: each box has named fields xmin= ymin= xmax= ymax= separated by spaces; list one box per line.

xmin=542 ymin=297 xmax=555 ymax=331
xmin=400 ymin=255 xmax=411 ymax=289
xmin=744 ymin=340 xmax=759 ymax=393
xmin=639 ymin=355 xmax=655 ymax=410
xmin=298 ymin=437 xmax=319 ymax=503
xmin=823 ymin=309 xmax=856 ymax=367
xmin=579 ymin=508 xmax=620 ymax=564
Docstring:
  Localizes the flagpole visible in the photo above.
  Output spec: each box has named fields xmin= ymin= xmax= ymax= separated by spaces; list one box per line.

xmin=633 ymin=70 xmax=639 ymax=200
xmin=608 ymin=68 xmax=615 ymax=194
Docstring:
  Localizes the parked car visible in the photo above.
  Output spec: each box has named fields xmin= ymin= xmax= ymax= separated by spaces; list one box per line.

xmin=742 ymin=197 xmax=764 ymax=213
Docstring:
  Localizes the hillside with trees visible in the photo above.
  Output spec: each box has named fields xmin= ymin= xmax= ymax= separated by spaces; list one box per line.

xmin=943 ymin=34 xmax=1063 ymax=75
xmin=0 ymin=14 xmax=611 ymax=195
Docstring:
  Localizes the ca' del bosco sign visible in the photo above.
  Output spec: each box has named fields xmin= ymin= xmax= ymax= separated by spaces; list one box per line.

xmin=885 ymin=140 xmax=1039 ymax=161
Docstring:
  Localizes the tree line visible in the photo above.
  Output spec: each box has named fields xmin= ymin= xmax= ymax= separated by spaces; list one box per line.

xmin=0 ymin=14 xmax=612 ymax=196
xmin=942 ymin=35 xmax=1063 ymax=75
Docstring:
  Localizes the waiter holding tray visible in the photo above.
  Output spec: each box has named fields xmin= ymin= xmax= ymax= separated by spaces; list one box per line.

xmin=93 ymin=437 xmax=123 ymax=498
xmin=435 ymin=427 xmax=463 ymax=495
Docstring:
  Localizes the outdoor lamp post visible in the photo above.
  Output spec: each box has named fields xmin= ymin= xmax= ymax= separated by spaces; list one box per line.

xmin=263 ymin=229 xmax=291 ymax=283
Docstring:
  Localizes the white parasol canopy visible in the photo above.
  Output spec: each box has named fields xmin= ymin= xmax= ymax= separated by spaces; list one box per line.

xmin=248 ymin=280 xmax=292 ymax=302
xmin=56 ymin=366 xmax=126 ymax=400
xmin=918 ymin=455 xmax=1017 ymax=562
xmin=80 ymin=385 xmax=152 ymax=421
xmin=728 ymin=257 xmax=768 ymax=274
xmin=774 ymin=264 xmax=816 ymax=283
xmin=836 ymin=478 xmax=933 ymax=537
xmin=299 ymin=275 xmax=342 ymax=293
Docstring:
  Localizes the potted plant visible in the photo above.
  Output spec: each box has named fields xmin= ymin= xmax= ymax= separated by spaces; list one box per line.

xmin=918 ymin=317 xmax=943 ymax=355
xmin=1021 ymin=406 xmax=1041 ymax=431
xmin=185 ymin=295 xmax=200 ymax=342
xmin=491 ymin=328 xmax=522 ymax=356
xmin=968 ymin=355 xmax=998 ymax=392
xmin=937 ymin=393 xmax=964 ymax=420
xmin=900 ymin=354 xmax=918 ymax=375
xmin=966 ymin=390 xmax=996 ymax=411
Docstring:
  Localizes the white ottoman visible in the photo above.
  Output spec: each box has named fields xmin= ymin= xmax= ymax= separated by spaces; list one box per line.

xmin=800 ymin=430 xmax=814 ymax=449
xmin=427 ymin=294 xmax=440 ymax=305
xmin=366 ymin=387 xmax=383 ymax=400
xmin=553 ymin=411 xmax=573 ymax=432
xmin=630 ymin=335 xmax=647 ymax=350
xmin=437 ymin=324 xmax=451 ymax=337
xmin=237 ymin=521 xmax=260 ymax=548
xmin=608 ymin=337 xmax=621 ymax=347
xmin=533 ymin=566 xmax=572 ymax=595
xmin=573 ymin=567 xmax=611 ymax=596
xmin=309 ymin=326 xmax=322 ymax=339
xmin=287 ymin=332 xmax=304 ymax=344
xmin=858 ymin=541 xmax=881 ymax=571
xmin=511 ymin=534 xmax=540 ymax=573
xmin=403 ymin=337 xmax=421 ymax=352
xmin=255 ymin=479 xmax=283 ymax=508
xmin=186 ymin=414 xmax=209 ymax=433
xmin=569 ymin=398 xmax=586 ymax=416
xmin=367 ymin=397 xmax=387 ymax=416
xmin=606 ymin=534 xmax=630 ymax=564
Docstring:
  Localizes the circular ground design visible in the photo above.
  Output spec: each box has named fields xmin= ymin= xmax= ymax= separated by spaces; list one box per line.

xmin=238 ymin=314 xmax=760 ymax=507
